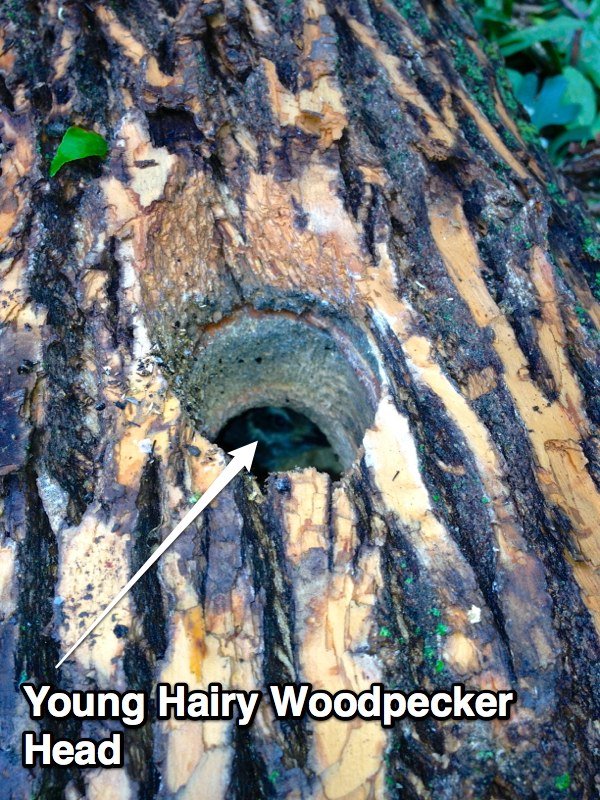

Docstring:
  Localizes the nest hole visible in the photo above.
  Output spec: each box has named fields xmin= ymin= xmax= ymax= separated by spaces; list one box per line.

xmin=181 ymin=310 xmax=380 ymax=483
xmin=216 ymin=405 xmax=343 ymax=483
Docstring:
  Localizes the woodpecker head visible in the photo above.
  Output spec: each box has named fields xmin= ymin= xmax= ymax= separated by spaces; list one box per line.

xmin=217 ymin=406 xmax=341 ymax=481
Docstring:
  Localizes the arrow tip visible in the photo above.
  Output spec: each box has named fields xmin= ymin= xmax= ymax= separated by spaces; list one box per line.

xmin=227 ymin=440 xmax=258 ymax=472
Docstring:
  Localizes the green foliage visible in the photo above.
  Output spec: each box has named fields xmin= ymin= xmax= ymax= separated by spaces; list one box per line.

xmin=475 ymin=0 xmax=600 ymax=160
xmin=50 ymin=126 xmax=108 ymax=177
xmin=584 ymin=235 xmax=600 ymax=257
xmin=499 ymin=16 xmax=584 ymax=56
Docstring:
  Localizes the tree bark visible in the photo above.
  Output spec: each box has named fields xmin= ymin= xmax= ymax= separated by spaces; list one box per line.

xmin=1 ymin=1 xmax=599 ymax=798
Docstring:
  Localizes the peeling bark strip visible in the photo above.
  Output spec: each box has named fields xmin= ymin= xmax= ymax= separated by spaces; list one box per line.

xmin=0 ymin=0 xmax=599 ymax=798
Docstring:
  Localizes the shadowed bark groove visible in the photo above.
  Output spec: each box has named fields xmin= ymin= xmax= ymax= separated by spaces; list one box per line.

xmin=0 ymin=0 xmax=599 ymax=798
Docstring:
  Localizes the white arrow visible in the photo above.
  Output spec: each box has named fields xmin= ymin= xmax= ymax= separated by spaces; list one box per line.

xmin=56 ymin=441 xmax=258 ymax=669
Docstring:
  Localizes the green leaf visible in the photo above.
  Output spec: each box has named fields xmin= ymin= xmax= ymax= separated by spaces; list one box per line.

xmin=50 ymin=126 xmax=108 ymax=177
xmin=562 ymin=66 xmax=596 ymax=128
xmin=590 ymin=0 xmax=600 ymax=20
xmin=476 ymin=8 xmax=511 ymax=25
xmin=506 ymin=68 xmax=523 ymax=95
xmin=499 ymin=17 xmax=584 ymax=57
xmin=578 ymin=20 xmax=600 ymax=89
xmin=509 ymin=71 xmax=539 ymax=116
xmin=531 ymin=75 xmax=579 ymax=129
xmin=474 ymin=0 xmax=515 ymax=37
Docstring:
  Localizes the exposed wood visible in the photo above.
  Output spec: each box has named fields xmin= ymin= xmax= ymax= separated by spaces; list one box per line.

xmin=0 ymin=1 xmax=599 ymax=799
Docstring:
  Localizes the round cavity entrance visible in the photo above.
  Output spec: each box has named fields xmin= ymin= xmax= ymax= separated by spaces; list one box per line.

xmin=216 ymin=406 xmax=343 ymax=482
xmin=181 ymin=309 xmax=380 ymax=480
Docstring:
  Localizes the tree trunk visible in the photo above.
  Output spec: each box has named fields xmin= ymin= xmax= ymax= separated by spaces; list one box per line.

xmin=1 ymin=1 xmax=599 ymax=798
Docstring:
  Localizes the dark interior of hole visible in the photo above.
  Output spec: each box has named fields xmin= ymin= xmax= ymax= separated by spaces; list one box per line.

xmin=216 ymin=406 xmax=343 ymax=482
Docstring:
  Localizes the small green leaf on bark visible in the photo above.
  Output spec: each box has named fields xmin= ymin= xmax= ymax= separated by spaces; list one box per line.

xmin=50 ymin=126 xmax=108 ymax=177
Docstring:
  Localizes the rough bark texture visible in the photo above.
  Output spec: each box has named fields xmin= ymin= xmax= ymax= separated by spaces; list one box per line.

xmin=1 ymin=1 xmax=599 ymax=799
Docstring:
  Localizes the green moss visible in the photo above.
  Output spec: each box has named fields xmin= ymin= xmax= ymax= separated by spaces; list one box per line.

xmin=390 ymin=0 xmax=431 ymax=37
xmin=547 ymin=182 xmax=569 ymax=208
xmin=492 ymin=161 xmax=510 ymax=179
xmin=455 ymin=43 xmax=485 ymax=86
xmin=517 ymin=119 xmax=539 ymax=145
xmin=268 ymin=770 xmax=281 ymax=785
xmin=583 ymin=236 xmax=600 ymax=260
xmin=433 ymin=659 xmax=445 ymax=674
xmin=554 ymin=773 xmax=571 ymax=791
xmin=435 ymin=623 xmax=449 ymax=636
xmin=502 ymin=130 xmax=519 ymax=151
xmin=451 ymin=38 xmax=500 ymax=125
xmin=379 ymin=626 xmax=392 ymax=638
xmin=495 ymin=67 xmax=519 ymax=116
xmin=574 ymin=304 xmax=587 ymax=323
xmin=495 ymin=61 xmax=540 ymax=147
xmin=513 ymin=220 xmax=531 ymax=249
xmin=453 ymin=33 xmax=540 ymax=153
